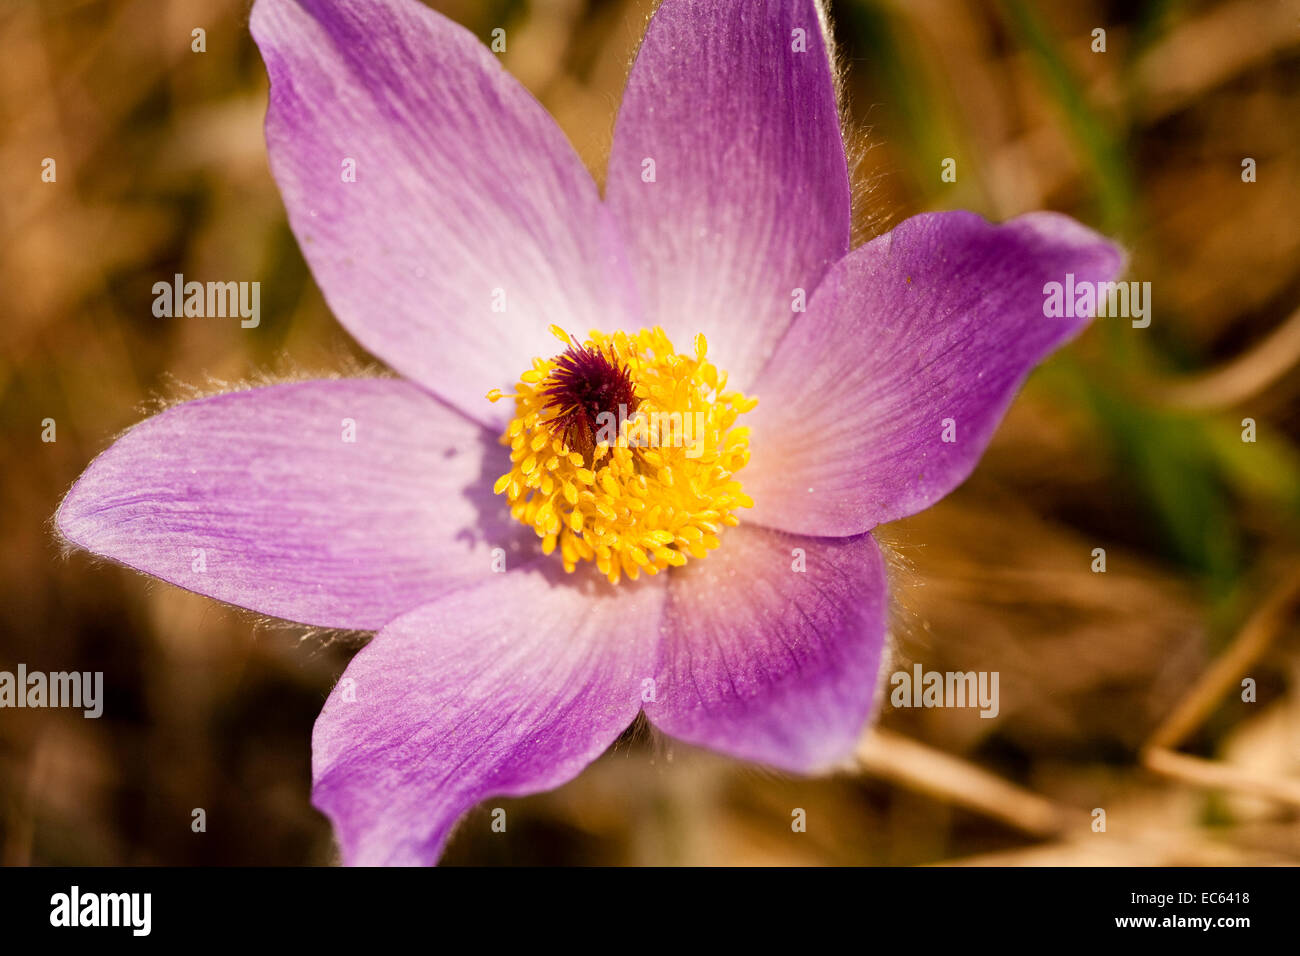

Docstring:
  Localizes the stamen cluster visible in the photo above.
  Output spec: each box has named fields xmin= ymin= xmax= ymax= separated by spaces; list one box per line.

xmin=488 ymin=326 xmax=756 ymax=583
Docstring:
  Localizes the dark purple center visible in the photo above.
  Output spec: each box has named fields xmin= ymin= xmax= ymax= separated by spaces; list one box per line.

xmin=542 ymin=345 xmax=639 ymax=457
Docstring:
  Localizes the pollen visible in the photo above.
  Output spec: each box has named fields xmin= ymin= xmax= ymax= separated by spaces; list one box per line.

xmin=488 ymin=326 xmax=757 ymax=584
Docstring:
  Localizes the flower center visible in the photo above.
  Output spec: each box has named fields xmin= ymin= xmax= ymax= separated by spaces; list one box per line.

xmin=488 ymin=326 xmax=756 ymax=584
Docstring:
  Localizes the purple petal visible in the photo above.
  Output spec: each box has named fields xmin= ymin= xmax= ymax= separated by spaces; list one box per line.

xmin=56 ymin=379 xmax=530 ymax=630
xmin=250 ymin=0 xmax=638 ymax=426
xmin=647 ymin=525 xmax=887 ymax=772
xmin=606 ymin=0 xmax=850 ymax=389
xmin=743 ymin=211 xmax=1126 ymax=536
xmin=312 ymin=566 xmax=665 ymax=865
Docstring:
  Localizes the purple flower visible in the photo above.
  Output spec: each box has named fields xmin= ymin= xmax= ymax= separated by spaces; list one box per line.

xmin=56 ymin=0 xmax=1123 ymax=865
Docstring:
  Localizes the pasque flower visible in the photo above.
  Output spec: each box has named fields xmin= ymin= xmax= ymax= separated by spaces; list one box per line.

xmin=56 ymin=0 xmax=1123 ymax=864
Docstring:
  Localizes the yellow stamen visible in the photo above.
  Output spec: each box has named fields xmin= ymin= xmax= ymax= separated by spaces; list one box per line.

xmin=489 ymin=327 xmax=755 ymax=583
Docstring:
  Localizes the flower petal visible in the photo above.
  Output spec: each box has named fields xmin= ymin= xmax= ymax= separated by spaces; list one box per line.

xmin=250 ymin=0 xmax=638 ymax=426
xmin=647 ymin=525 xmax=887 ymax=772
xmin=56 ymin=379 xmax=530 ymax=630
xmin=743 ymin=211 xmax=1126 ymax=536
xmin=311 ymin=566 xmax=664 ymax=865
xmin=606 ymin=0 xmax=850 ymax=389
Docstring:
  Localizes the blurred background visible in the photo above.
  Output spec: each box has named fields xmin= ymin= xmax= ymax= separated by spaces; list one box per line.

xmin=2 ymin=0 xmax=1299 ymax=865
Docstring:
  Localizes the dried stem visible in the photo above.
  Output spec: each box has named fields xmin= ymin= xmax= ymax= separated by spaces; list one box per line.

xmin=1146 ymin=568 xmax=1300 ymax=750
xmin=854 ymin=728 xmax=1074 ymax=838
xmin=1140 ymin=304 xmax=1300 ymax=411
